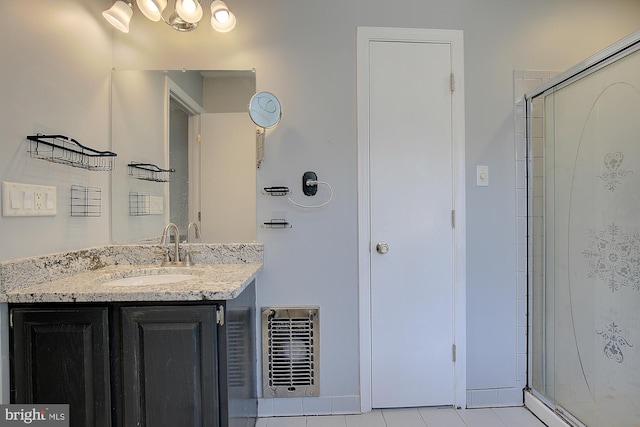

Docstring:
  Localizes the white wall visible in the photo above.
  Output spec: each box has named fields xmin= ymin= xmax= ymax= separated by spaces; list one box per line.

xmin=1 ymin=0 xmax=640 ymax=413
xmin=0 ymin=0 xmax=112 ymax=261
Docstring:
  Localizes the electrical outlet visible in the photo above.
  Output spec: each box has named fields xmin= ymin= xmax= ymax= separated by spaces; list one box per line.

xmin=2 ymin=182 xmax=57 ymax=217
xmin=34 ymin=191 xmax=44 ymax=210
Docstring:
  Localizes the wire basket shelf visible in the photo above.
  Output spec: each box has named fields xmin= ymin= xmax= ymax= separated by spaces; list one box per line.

xmin=262 ymin=219 xmax=292 ymax=229
xmin=27 ymin=134 xmax=116 ymax=171
xmin=262 ymin=186 xmax=291 ymax=196
xmin=128 ymin=162 xmax=174 ymax=182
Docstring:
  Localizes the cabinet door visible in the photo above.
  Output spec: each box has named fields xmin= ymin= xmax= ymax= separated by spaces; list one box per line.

xmin=11 ymin=307 xmax=111 ymax=427
xmin=120 ymin=306 xmax=220 ymax=427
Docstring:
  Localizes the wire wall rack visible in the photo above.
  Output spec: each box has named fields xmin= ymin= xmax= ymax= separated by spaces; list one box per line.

xmin=27 ymin=134 xmax=116 ymax=171
xmin=70 ymin=185 xmax=102 ymax=217
xmin=262 ymin=219 xmax=292 ymax=229
xmin=129 ymin=192 xmax=150 ymax=216
xmin=128 ymin=162 xmax=174 ymax=182
xmin=262 ymin=186 xmax=291 ymax=196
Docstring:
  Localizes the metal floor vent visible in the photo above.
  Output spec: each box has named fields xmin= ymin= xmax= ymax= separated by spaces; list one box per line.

xmin=262 ymin=307 xmax=319 ymax=398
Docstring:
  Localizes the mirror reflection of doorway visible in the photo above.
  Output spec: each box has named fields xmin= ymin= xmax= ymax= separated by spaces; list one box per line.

xmin=199 ymin=113 xmax=256 ymax=242
xmin=110 ymin=70 xmax=257 ymax=244
xmin=198 ymin=70 xmax=257 ymax=243
xmin=165 ymin=71 xmax=257 ymax=244
xmin=169 ymin=98 xmax=190 ymax=238
xmin=166 ymin=77 xmax=204 ymax=243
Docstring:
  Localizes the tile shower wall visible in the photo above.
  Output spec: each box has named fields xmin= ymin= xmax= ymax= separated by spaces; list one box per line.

xmin=517 ymin=70 xmax=557 ymax=405
xmin=465 ymin=71 xmax=555 ymax=408
xmin=519 ymin=72 xmax=552 ymax=403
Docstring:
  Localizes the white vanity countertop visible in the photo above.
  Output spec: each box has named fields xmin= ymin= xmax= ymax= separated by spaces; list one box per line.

xmin=0 ymin=243 xmax=263 ymax=303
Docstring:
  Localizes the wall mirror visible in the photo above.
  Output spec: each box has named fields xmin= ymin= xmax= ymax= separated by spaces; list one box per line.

xmin=110 ymin=69 xmax=257 ymax=244
xmin=249 ymin=91 xmax=282 ymax=128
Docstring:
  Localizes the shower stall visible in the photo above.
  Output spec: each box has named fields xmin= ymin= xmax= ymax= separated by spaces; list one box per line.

xmin=526 ymin=30 xmax=640 ymax=427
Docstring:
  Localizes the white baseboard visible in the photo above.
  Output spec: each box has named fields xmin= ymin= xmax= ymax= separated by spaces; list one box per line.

xmin=258 ymin=395 xmax=361 ymax=417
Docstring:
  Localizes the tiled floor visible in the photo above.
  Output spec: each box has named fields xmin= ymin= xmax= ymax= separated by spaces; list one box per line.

xmin=256 ymin=407 xmax=547 ymax=427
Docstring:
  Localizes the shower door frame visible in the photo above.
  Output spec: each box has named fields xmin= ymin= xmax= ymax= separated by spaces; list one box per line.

xmin=524 ymin=29 xmax=640 ymax=427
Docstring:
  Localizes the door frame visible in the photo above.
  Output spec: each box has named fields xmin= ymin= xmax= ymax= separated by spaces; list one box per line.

xmin=164 ymin=77 xmax=205 ymax=227
xmin=356 ymin=27 xmax=467 ymax=411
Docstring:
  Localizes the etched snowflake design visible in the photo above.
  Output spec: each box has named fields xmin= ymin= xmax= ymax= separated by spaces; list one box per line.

xmin=582 ymin=223 xmax=640 ymax=292
xmin=597 ymin=152 xmax=632 ymax=191
xmin=596 ymin=322 xmax=633 ymax=363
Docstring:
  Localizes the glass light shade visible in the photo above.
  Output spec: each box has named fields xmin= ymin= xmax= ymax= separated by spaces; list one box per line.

xmin=175 ymin=0 xmax=203 ymax=24
xmin=210 ymin=0 xmax=236 ymax=32
xmin=136 ymin=0 xmax=167 ymax=21
xmin=211 ymin=11 xmax=236 ymax=32
xmin=102 ymin=1 xmax=133 ymax=33
xmin=214 ymin=9 xmax=229 ymax=23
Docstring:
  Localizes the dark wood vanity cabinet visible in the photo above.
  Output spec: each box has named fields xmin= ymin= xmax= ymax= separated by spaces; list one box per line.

xmin=10 ymin=281 xmax=257 ymax=427
xmin=10 ymin=307 xmax=112 ymax=427
xmin=117 ymin=306 xmax=221 ymax=427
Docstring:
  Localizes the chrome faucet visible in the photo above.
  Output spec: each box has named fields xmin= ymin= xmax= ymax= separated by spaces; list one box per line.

xmin=160 ymin=222 xmax=181 ymax=265
xmin=184 ymin=222 xmax=201 ymax=266
xmin=187 ymin=222 xmax=200 ymax=242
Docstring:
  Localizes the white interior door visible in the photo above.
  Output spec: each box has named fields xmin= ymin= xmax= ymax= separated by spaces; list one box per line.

xmin=368 ymin=39 xmax=456 ymax=408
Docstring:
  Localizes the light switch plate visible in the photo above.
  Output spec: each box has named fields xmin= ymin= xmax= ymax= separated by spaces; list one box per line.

xmin=477 ymin=165 xmax=489 ymax=187
xmin=2 ymin=182 xmax=57 ymax=216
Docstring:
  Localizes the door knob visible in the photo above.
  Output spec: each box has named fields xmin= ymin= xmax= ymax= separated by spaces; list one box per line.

xmin=376 ymin=242 xmax=389 ymax=254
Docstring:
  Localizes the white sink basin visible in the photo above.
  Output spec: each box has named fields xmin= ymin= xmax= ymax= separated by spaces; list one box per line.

xmin=102 ymin=274 xmax=195 ymax=287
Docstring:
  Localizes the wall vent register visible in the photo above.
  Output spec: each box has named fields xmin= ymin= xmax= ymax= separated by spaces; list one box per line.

xmin=262 ymin=307 xmax=319 ymax=398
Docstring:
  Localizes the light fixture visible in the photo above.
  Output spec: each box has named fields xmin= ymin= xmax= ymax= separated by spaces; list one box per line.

xmin=175 ymin=0 xmax=203 ymax=23
xmin=103 ymin=0 xmax=236 ymax=33
xmin=136 ymin=0 xmax=167 ymax=22
xmin=102 ymin=1 xmax=133 ymax=33
xmin=210 ymin=0 xmax=236 ymax=33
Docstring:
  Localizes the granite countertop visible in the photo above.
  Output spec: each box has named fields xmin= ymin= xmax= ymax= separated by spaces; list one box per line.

xmin=0 ymin=243 xmax=263 ymax=303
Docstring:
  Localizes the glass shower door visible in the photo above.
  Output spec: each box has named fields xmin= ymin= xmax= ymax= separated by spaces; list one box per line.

xmin=529 ymin=45 xmax=640 ymax=427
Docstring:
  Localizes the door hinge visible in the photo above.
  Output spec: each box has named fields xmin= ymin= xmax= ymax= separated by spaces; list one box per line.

xmin=197 ymin=134 xmax=202 ymax=143
xmin=452 ymin=343 xmax=457 ymax=362
xmin=9 ymin=311 xmax=13 ymax=329
xmin=450 ymin=73 xmax=455 ymax=92
xmin=216 ymin=305 xmax=225 ymax=326
xmin=451 ymin=210 xmax=455 ymax=228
